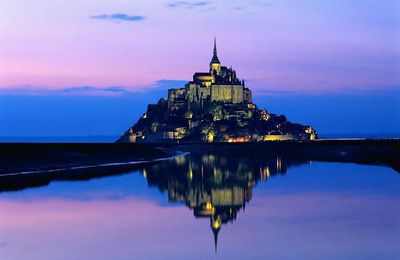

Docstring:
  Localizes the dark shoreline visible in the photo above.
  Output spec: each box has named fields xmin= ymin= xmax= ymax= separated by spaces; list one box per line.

xmin=1 ymin=140 xmax=399 ymax=175
xmin=0 ymin=143 xmax=168 ymax=175
xmin=0 ymin=140 xmax=398 ymax=192
xmin=152 ymin=139 xmax=400 ymax=172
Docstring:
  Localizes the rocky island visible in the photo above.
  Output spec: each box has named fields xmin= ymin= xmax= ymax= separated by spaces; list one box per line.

xmin=117 ymin=38 xmax=317 ymax=143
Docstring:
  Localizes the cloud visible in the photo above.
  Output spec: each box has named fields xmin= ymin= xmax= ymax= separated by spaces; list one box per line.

xmin=167 ymin=1 xmax=210 ymax=9
xmin=151 ymin=80 xmax=187 ymax=89
xmin=62 ymin=86 xmax=129 ymax=94
xmin=0 ymin=80 xmax=188 ymax=97
xmin=166 ymin=0 xmax=272 ymax=12
xmin=255 ymin=89 xmax=301 ymax=96
xmin=253 ymin=86 xmax=400 ymax=97
xmin=227 ymin=1 xmax=272 ymax=11
xmin=0 ymin=86 xmax=131 ymax=96
xmin=90 ymin=13 xmax=145 ymax=22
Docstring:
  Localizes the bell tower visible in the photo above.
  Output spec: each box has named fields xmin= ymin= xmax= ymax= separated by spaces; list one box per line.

xmin=210 ymin=37 xmax=221 ymax=75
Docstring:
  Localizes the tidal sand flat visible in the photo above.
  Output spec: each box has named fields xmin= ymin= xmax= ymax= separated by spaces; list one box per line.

xmin=0 ymin=143 xmax=168 ymax=175
xmin=0 ymin=140 xmax=398 ymax=192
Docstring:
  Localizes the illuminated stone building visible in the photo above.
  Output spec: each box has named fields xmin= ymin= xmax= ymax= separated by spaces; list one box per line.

xmin=168 ymin=38 xmax=252 ymax=113
xmin=117 ymin=38 xmax=317 ymax=143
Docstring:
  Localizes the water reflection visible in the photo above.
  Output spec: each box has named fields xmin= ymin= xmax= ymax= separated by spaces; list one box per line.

xmin=1 ymin=153 xmax=399 ymax=259
xmin=140 ymin=154 xmax=305 ymax=251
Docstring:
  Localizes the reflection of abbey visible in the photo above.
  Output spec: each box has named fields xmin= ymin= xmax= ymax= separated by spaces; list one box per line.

xmin=117 ymin=38 xmax=317 ymax=143
xmin=141 ymin=153 xmax=305 ymax=252
xmin=168 ymin=37 xmax=252 ymax=111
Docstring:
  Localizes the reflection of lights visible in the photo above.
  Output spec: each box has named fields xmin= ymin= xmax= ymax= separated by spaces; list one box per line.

xmin=276 ymin=156 xmax=282 ymax=172
xmin=188 ymin=162 xmax=193 ymax=180
xmin=260 ymin=166 xmax=270 ymax=180
xmin=174 ymin=156 xmax=186 ymax=165
xmin=143 ymin=169 xmax=147 ymax=179
xmin=211 ymin=216 xmax=221 ymax=229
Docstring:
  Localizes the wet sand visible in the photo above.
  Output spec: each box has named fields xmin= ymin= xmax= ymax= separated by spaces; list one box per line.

xmin=0 ymin=143 xmax=168 ymax=175
xmin=0 ymin=140 xmax=398 ymax=191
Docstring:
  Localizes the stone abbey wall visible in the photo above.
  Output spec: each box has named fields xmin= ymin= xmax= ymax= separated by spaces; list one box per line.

xmin=210 ymin=85 xmax=244 ymax=104
xmin=168 ymin=83 xmax=250 ymax=109
xmin=186 ymin=83 xmax=197 ymax=102
xmin=231 ymin=85 xmax=244 ymax=103
xmin=198 ymin=86 xmax=211 ymax=101
xmin=210 ymin=85 xmax=232 ymax=103
xmin=186 ymin=83 xmax=212 ymax=103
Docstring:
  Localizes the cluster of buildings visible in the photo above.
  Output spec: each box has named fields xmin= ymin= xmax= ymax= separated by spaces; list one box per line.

xmin=117 ymin=38 xmax=317 ymax=143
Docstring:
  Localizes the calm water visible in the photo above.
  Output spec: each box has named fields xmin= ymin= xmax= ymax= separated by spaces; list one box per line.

xmin=0 ymin=154 xmax=399 ymax=259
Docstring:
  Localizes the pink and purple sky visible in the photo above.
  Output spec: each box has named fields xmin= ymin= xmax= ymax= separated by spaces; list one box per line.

xmin=0 ymin=0 xmax=399 ymax=137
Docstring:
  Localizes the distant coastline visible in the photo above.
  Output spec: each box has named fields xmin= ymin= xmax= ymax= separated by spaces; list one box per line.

xmin=0 ymin=135 xmax=120 ymax=143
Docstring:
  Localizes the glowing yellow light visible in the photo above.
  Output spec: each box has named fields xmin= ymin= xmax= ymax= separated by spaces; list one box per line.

xmin=205 ymin=201 xmax=213 ymax=210
xmin=186 ymin=112 xmax=193 ymax=119
xmin=207 ymin=132 xmax=214 ymax=143
xmin=211 ymin=217 xmax=221 ymax=229
xmin=227 ymin=137 xmax=250 ymax=143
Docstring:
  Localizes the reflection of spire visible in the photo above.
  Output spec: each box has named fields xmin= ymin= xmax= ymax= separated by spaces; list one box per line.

xmin=211 ymin=215 xmax=221 ymax=253
xmin=213 ymin=227 xmax=219 ymax=253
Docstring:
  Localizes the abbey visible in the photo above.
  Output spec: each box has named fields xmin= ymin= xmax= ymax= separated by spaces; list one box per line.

xmin=117 ymin=38 xmax=317 ymax=143
xmin=168 ymin=38 xmax=252 ymax=112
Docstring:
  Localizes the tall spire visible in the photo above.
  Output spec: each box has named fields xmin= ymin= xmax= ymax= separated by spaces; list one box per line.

xmin=210 ymin=36 xmax=220 ymax=65
xmin=213 ymin=36 xmax=217 ymax=56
